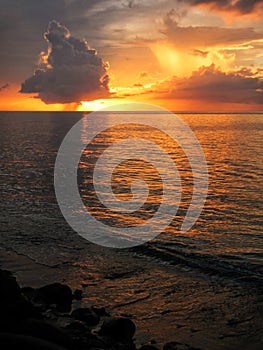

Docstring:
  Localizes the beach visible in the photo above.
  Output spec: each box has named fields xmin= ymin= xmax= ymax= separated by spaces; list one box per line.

xmin=1 ymin=243 xmax=262 ymax=349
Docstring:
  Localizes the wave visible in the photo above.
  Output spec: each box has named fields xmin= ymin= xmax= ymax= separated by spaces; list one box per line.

xmin=131 ymin=241 xmax=263 ymax=287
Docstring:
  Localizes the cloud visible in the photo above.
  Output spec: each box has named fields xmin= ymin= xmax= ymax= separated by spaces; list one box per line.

xmin=138 ymin=71 xmax=149 ymax=78
xmin=20 ymin=20 xmax=110 ymax=104
xmin=182 ymin=0 xmax=263 ymax=15
xmin=190 ymin=49 xmax=209 ymax=57
xmin=161 ymin=11 xmax=263 ymax=49
xmin=0 ymin=83 xmax=9 ymax=92
xmin=153 ymin=64 xmax=263 ymax=105
xmin=127 ymin=0 xmax=140 ymax=9
xmin=145 ymin=10 xmax=263 ymax=77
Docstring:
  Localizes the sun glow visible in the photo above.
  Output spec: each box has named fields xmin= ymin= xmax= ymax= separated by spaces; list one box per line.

xmin=77 ymin=98 xmax=132 ymax=111
xmin=150 ymin=43 xmax=236 ymax=77
xmin=151 ymin=44 xmax=211 ymax=77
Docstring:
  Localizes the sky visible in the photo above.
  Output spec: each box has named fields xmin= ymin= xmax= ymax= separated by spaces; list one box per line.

xmin=0 ymin=0 xmax=263 ymax=111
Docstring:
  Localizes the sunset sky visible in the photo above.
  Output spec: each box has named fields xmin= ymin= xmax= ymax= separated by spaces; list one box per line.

xmin=0 ymin=0 xmax=263 ymax=111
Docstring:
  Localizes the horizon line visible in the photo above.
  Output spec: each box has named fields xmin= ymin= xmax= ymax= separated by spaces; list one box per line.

xmin=0 ymin=110 xmax=263 ymax=114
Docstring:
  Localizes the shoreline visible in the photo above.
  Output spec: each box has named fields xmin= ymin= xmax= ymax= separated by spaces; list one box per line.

xmin=1 ymin=247 xmax=262 ymax=350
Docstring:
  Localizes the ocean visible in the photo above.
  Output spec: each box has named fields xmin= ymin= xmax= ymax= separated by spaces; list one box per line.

xmin=0 ymin=111 xmax=262 ymax=349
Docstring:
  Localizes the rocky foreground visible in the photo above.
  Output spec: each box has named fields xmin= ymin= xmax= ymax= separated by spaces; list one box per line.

xmin=0 ymin=268 xmax=200 ymax=350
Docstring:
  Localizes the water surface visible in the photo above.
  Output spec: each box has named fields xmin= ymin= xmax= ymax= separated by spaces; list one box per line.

xmin=1 ymin=112 xmax=262 ymax=279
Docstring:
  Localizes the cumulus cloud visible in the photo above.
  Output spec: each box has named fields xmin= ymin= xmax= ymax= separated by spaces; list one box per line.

xmin=154 ymin=64 xmax=263 ymax=105
xmin=20 ymin=20 xmax=110 ymax=104
xmin=182 ymin=0 xmax=263 ymax=15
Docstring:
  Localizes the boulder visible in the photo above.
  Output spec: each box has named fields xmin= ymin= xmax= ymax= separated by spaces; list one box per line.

xmin=84 ymin=333 xmax=110 ymax=349
xmin=91 ymin=305 xmax=110 ymax=317
xmin=163 ymin=342 xmax=201 ymax=350
xmin=1 ymin=299 xmax=42 ymax=330
xmin=0 ymin=269 xmax=21 ymax=300
xmin=21 ymin=287 xmax=36 ymax=301
xmin=36 ymin=283 xmax=73 ymax=310
xmin=14 ymin=318 xmax=73 ymax=349
xmin=0 ymin=270 xmax=41 ymax=330
xmin=0 ymin=333 xmax=67 ymax=350
xmin=71 ymin=308 xmax=100 ymax=326
xmin=65 ymin=320 xmax=87 ymax=332
xmin=99 ymin=317 xmax=136 ymax=342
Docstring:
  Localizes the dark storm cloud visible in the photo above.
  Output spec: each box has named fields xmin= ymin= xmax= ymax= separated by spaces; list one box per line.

xmin=20 ymin=20 xmax=110 ymax=104
xmin=182 ymin=0 xmax=263 ymax=14
xmin=154 ymin=64 xmax=263 ymax=104
xmin=0 ymin=0 xmax=159 ymax=86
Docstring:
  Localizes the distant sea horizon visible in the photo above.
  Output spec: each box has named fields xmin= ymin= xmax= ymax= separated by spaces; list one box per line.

xmin=1 ymin=110 xmax=263 ymax=113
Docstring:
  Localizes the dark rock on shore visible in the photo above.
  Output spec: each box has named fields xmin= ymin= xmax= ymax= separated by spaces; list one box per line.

xmin=21 ymin=286 xmax=36 ymax=300
xmin=0 ymin=269 xmax=42 ymax=330
xmin=0 ymin=333 xmax=67 ymax=350
xmin=99 ymin=316 xmax=136 ymax=342
xmin=14 ymin=318 xmax=73 ymax=349
xmin=1 ymin=298 xmax=42 ymax=328
xmin=36 ymin=283 xmax=73 ymax=311
xmin=163 ymin=342 xmax=201 ymax=350
xmin=65 ymin=320 xmax=87 ymax=332
xmin=0 ymin=269 xmax=21 ymax=299
xmin=91 ymin=305 xmax=110 ymax=317
xmin=0 ymin=268 xmax=204 ymax=350
xmin=71 ymin=307 xmax=100 ymax=326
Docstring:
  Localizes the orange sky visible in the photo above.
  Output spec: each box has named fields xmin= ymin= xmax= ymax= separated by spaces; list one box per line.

xmin=0 ymin=0 xmax=262 ymax=111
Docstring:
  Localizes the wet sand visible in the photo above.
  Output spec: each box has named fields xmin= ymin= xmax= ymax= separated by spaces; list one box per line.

xmin=1 ymin=247 xmax=262 ymax=350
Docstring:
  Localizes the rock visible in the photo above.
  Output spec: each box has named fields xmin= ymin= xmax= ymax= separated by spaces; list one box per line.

xmin=1 ymin=299 xmax=42 ymax=330
xmin=71 ymin=308 xmax=100 ymax=326
xmin=73 ymin=289 xmax=82 ymax=300
xmin=65 ymin=320 xmax=87 ymax=332
xmin=36 ymin=283 xmax=73 ymax=310
xmin=99 ymin=317 xmax=136 ymax=342
xmin=14 ymin=318 xmax=73 ymax=349
xmin=84 ymin=333 xmax=110 ymax=349
xmin=91 ymin=305 xmax=110 ymax=317
xmin=163 ymin=343 xmax=180 ymax=350
xmin=0 ymin=270 xmax=42 ymax=330
xmin=0 ymin=269 xmax=21 ymax=301
xmin=21 ymin=287 xmax=36 ymax=301
xmin=0 ymin=333 xmax=67 ymax=350
xmin=139 ymin=345 xmax=160 ymax=350
xmin=163 ymin=342 xmax=201 ymax=350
